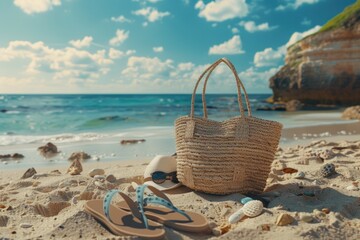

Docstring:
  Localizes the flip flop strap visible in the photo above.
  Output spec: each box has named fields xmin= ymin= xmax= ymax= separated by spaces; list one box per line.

xmin=136 ymin=184 xmax=192 ymax=222
xmin=103 ymin=189 xmax=148 ymax=228
xmin=136 ymin=185 xmax=150 ymax=229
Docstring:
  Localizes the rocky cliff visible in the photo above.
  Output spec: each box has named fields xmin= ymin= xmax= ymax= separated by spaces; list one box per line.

xmin=270 ymin=1 xmax=360 ymax=105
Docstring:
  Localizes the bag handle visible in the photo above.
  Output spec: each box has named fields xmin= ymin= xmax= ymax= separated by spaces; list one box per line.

xmin=190 ymin=58 xmax=251 ymax=118
xmin=202 ymin=58 xmax=252 ymax=118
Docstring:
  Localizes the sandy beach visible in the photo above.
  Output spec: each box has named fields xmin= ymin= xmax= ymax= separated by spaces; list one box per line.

xmin=1 ymin=122 xmax=359 ymax=240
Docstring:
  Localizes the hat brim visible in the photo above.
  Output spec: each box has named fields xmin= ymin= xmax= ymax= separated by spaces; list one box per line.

xmin=143 ymin=180 xmax=182 ymax=191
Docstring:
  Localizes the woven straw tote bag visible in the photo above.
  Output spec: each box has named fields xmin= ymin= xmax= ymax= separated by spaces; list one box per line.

xmin=175 ymin=58 xmax=283 ymax=195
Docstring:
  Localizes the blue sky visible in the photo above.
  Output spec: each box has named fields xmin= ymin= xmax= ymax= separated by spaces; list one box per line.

xmin=0 ymin=0 xmax=355 ymax=94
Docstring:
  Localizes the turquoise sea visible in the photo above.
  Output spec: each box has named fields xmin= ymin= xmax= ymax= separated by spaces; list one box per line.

xmin=0 ymin=94 xmax=349 ymax=146
xmin=0 ymin=94 xmax=353 ymax=168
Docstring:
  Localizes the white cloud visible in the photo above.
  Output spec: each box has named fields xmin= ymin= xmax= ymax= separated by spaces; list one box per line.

xmin=276 ymin=0 xmax=320 ymax=11
xmin=108 ymin=48 xmax=135 ymax=59
xmin=238 ymin=66 xmax=282 ymax=91
xmin=253 ymin=25 xmax=321 ymax=67
xmin=118 ymin=56 xmax=278 ymax=93
xmin=231 ymin=27 xmax=239 ymax=34
xmin=239 ymin=21 xmax=276 ymax=33
xmin=133 ymin=7 xmax=170 ymax=22
xmin=111 ymin=15 xmax=131 ymax=23
xmin=13 ymin=0 xmax=61 ymax=14
xmin=0 ymin=41 xmax=112 ymax=80
xmin=208 ymin=35 xmax=244 ymax=55
xmin=69 ymin=36 xmax=93 ymax=48
xmin=120 ymin=56 xmax=237 ymax=92
xmin=254 ymin=46 xmax=286 ymax=67
xmin=109 ymin=29 xmax=129 ymax=46
xmin=153 ymin=46 xmax=164 ymax=53
xmin=286 ymin=25 xmax=321 ymax=47
xmin=195 ymin=0 xmax=249 ymax=22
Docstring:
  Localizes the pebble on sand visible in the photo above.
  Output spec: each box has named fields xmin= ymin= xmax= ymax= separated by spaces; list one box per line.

xmin=89 ymin=169 xmax=105 ymax=177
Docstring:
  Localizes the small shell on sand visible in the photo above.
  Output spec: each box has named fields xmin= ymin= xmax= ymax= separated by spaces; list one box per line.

xmin=275 ymin=213 xmax=294 ymax=226
xmin=300 ymin=213 xmax=314 ymax=223
xmin=67 ymin=158 xmax=83 ymax=175
xmin=320 ymin=163 xmax=336 ymax=177
xmin=212 ymin=222 xmax=231 ymax=236
xmin=322 ymin=208 xmax=330 ymax=214
xmin=293 ymin=171 xmax=305 ymax=179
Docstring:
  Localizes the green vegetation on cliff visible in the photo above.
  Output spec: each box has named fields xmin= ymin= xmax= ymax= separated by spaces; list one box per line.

xmin=319 ymin=0 xmax=360 ymax=32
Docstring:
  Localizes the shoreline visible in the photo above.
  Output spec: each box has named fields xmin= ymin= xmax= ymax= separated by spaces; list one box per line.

xmin=1 ymin=121 xmax=359 ymax=170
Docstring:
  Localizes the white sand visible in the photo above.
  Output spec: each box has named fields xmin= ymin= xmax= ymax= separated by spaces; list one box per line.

xmin=0 ymin=124 xmax=360 ymax=240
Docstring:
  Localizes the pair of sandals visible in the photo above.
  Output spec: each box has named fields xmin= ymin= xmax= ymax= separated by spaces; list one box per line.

xmin=84 ymin=184 xmax=209 ymax=239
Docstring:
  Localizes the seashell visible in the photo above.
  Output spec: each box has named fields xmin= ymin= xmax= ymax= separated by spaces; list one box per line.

xmin=67 ymin=158 xmax=82 ymax=175
xmin=320 ymin=163 xmax=336 ymax=177
xmin=300 ymin=213 xmax=314 ymax=223
xmin=33 ymin=202 xmax=71 ymax=217
xmin=282 ymin=168 xmax=298 ymax=174
xmin=89 ymin=169 xmax=105 ymax=177
xmin=275 ymin=213 xmax=294 ymax=226
xmin=322 ymin=208 xmax=330 ymax=214
xmin=0 ymin=215 xmax=9 ymax=227
xmin=313 ymin=209 xmax=326 ymax=219
xmin=106 ymin=174 xmax=116 ymax=183
xmin=293 ymin=171 xmax=305 ymax=179
xmin=20 ymin=223 xmax=32 ymax=228
xmin=21 ymin=168 xmax=37 ymax=179
xmin=240 ymin=197 xmax=253 ymax=205
xmin=228 ymin=200 xmax=263 ymax=224
xmin=212 ymin=222 xmax=231 ymax=236
xmin=0 ymin=204 xmax=6 ymax=209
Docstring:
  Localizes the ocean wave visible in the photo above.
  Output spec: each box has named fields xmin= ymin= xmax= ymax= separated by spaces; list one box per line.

xmin=5 ymin=110 xmax=20 ymax=114
xmin=0 ymin=132 xmax=108 ymax=146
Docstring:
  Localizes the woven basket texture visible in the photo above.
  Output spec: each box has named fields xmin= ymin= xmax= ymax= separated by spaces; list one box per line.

xmin=175 ymin=58 xmax=283 ymax=195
